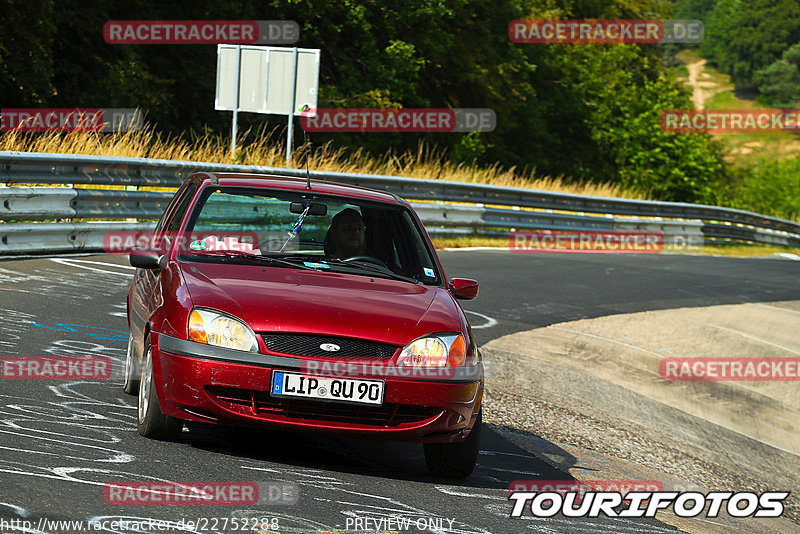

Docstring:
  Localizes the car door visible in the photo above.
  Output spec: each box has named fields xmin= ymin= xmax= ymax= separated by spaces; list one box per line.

xmin=131 ymin=181 xmax=198 ymax=350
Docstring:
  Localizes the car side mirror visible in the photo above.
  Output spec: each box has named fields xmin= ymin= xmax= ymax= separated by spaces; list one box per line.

xmin=130 ymin=252 xmax=166 ymax=270
xmin=450 ymin=278 xmax=479 ymax=300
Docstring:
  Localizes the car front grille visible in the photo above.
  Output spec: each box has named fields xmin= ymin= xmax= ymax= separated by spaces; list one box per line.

xmin=261 ymin=333 xmax=397 ymax=360
xmin=206 ymin=386 xmax=440 ymax=427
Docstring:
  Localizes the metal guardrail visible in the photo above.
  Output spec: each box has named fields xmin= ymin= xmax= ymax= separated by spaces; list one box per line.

xmin=0 ymin=151 xmax=798 ymax=255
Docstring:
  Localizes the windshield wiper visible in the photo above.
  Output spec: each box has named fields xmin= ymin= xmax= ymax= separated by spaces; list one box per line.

xmin=196 ymin=250 xmax=423 ymax=283
xmin=253 ymin=254 xmax=326 ymax=271
xmin=185 ymin=250 xmax=320 ymax=271
xmin=322 ymin=258 xmax=422 ymax=284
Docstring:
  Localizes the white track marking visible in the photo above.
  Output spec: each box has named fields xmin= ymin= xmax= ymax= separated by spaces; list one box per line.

xmin=52 ymin=258 xmax=135 ymax=269
xmin=709 ymin=323 xmax=800 ymax=356
xmin=49 ymin=258 xmax=134 ymax=276
xmin=434 ymin=486 xmax=506 ymax=500
xmin=464 ymin=310 xmax=498 ymax=329
xmin=528 ymin=515 xmax=678 ymax=533
xmin=479 ymin=450 xmax=533 ymax=459
xmin=109 ymin=303 xmax=128 ymax=317
xmin=755 ymin=303 xmax=800 ymax=316
xmin=775 ymin=253 xmax=800 ymax=260
xmin=548 ymin=327 xmax=664 ymax=359
xmin=486 ymin=466 xmax=540 ymax=476
xmin=0 ymin=502 xmax=30 ymax=517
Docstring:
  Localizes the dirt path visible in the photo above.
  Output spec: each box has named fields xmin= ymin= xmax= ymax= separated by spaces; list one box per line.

xmin=688 ymin=59 xmax=708 ymax=109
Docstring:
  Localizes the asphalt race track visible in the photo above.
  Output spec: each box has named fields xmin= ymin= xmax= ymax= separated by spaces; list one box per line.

xmin=0 ymin=250 xmax=798 ymax=533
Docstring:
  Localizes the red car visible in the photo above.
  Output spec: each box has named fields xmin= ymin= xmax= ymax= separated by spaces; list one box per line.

xmin=125 ymin=172 xmax=484 ymax=478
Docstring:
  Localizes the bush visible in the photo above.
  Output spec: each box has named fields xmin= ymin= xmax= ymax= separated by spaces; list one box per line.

xmin=756 ymin=44 xmax=800 ymax=108
xmin=581 ymin=47 xmax=728 ymax=203
xmin=728 ymin=157 xmax=800 ymax=220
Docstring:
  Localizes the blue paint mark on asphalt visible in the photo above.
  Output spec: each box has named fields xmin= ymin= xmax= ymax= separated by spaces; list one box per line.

xmin=32 ymin=322 xmax=128 ymax=341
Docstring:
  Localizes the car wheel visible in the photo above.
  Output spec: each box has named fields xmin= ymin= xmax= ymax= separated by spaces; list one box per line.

xmin=424 ymin=409 xmax=482 ymax=479
xmin=137 ymin=337 xmax=183 ymax=440
xmin=122 ymin=334 xmax=139 ymax=395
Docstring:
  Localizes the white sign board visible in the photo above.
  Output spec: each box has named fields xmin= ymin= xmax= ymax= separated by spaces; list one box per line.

xmin=215 ymin=45 xmax=320 ymax=163
xmin=215 ymin=45 xmax=319 ymax=115
xmin=265 ymin=48 xmax=319 ymax=115
xmin=238 ymin=47 xmax=269 ymax=112
xmin=215 ymin=46 xmax=241 ymax=111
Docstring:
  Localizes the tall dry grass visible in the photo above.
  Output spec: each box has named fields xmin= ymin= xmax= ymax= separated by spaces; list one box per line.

xmin=0 ymin=127 xmax=646 ymax=199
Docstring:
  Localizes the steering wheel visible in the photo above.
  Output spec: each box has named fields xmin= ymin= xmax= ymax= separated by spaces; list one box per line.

xmin=343 ymin=255 xmax=389 ymax=269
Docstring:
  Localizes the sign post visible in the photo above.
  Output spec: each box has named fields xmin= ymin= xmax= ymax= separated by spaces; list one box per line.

xmin=215 ymin=45 xmax=320 ymax=165
xmin=286 ymin=47 xmax=299 ymax=165
xmin=231 ymin=46 xmax=241 ymax=156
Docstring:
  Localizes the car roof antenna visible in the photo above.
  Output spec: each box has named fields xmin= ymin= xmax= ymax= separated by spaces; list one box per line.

xmin=303 ymin=128 xmax=312 ymax=190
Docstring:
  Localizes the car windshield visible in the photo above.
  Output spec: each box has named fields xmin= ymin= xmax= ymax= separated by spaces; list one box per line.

xmin=176 ymin=186 xmax=441 ymax=285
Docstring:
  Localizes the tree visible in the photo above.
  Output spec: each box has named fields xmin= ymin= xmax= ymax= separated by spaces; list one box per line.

xmin=0 ymin=0 xmax=730 ymax=202
xmin=0 ymin=0 xmax=57 ymax=106
xmin=756 ymin=43 xmax=800 ymax=108
xmin=581 ymin=46 xmax=727 ymax=202
xmin=699 ymin=0 xmax=800 ymax=88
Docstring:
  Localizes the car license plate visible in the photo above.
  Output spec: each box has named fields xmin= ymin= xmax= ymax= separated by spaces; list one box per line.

xmin=270 ymin=371 xmax=384 ymax=406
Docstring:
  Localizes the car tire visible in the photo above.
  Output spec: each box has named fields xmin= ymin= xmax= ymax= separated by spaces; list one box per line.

xmin=137 ymin=337 xmax=183 ymax=440
xmin=424 ymin=409 xmax=481 ymax=479
xmin=122 ymin=334 xmax=139 ymax=395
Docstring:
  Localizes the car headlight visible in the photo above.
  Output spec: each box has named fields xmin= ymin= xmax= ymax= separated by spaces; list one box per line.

xmin=188 ymin=308 xmax=259 ymax=352
xmin=397 ymin=333 xmax=468 ymax=367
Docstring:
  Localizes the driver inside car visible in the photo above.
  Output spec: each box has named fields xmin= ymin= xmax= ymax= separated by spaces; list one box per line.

xmin=324 ymin=208 xmax=367 ymax=259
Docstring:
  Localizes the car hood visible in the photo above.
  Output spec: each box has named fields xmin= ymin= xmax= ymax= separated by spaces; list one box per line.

xmin=179 ymin=262 xmax=461 ymax=346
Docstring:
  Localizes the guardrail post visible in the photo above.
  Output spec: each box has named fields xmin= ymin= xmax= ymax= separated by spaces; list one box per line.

xmin=125 ymin=184 xmax=138 ymax=222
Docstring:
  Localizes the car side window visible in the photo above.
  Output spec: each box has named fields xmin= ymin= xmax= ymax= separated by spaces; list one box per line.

xmin=154 ymin=181 xmax=192 ymax=238
xmin=397 ymin=210 xmax=439 ymax=284
xmin=159 ymin=183 xmax=198 ymax=251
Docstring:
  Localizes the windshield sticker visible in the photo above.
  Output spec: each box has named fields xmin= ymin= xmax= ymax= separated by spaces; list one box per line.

xmin=424 ymin=268 xmax=435 ymax=277
xmin=303 ymin=262 xmax=330 ymax=269
xmin=189 ymin=240 xmax=208 ymax=251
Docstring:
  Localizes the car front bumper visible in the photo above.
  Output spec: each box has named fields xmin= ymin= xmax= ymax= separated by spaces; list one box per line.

xmin=151 ymin=333 xmax=483 ymax=443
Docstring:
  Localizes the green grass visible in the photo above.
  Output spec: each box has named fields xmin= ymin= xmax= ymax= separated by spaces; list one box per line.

xmin=671 ymin=64 xmax=689 ymax=78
